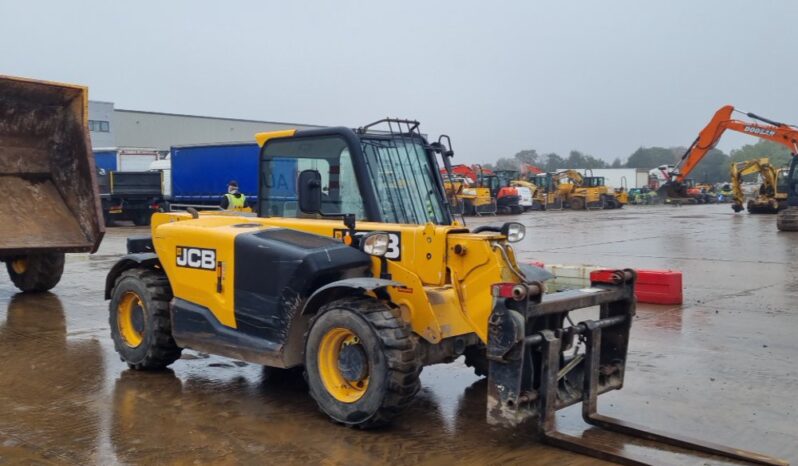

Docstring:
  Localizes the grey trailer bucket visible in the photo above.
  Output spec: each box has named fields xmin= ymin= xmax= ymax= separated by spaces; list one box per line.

xmin=0 ymin=75 xmax=104 ymax=255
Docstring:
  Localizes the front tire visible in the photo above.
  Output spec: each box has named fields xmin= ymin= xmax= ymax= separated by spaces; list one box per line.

xmin=5 ymin=252 xmax=65 ymax=292
xmin=109 ymin=268 xmax=182 ymax=370
xmin=305 ymin=297 xmax=420 ymax=428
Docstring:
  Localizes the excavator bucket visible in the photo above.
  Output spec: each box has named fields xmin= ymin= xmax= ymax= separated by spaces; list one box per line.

xmin=0 ymin=75 xmax=103 ymax=255
xmin=656 ymin=181 xmax=687 ymax=200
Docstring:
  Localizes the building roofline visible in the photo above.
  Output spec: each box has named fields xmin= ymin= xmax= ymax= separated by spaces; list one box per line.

xmin=114 ymin=107 xmax=327 ymax=128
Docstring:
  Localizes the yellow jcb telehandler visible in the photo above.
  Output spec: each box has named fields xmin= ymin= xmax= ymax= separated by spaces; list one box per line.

xmin=105 ymin=119 xmax=784 ymax=465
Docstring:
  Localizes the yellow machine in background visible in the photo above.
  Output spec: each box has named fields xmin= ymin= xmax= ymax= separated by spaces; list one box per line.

xmin=730 ymin=158 xmax=787 ymax=214
xmin=553 ymin=170 xmax=621 ymax=209
xmin=614 ymin=176 xmax=629 ymax=206
xmin=443 ymin=176 xmax=495 ymax=216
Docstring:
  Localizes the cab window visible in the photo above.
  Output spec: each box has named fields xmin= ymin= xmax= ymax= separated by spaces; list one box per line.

xmin=259 ymin=136 xmax=366 ymax=219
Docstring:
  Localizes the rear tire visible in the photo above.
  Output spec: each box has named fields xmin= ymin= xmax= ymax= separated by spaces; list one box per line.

xmin=570 ymin=197 xmax=585 ymax=210
xmin=6 ymin=252 xmax=65 ymax=292
xmin=777 ymin=207 xmax=798 ymax=232
xmin=109 ymin=268 xmax=182 ymax=370
xmin=305 ymin=296 xmax=420 ymax=429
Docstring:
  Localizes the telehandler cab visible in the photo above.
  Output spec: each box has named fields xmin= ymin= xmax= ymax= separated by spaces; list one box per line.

xmin=106 ymin=120 xmax=784 ymax=465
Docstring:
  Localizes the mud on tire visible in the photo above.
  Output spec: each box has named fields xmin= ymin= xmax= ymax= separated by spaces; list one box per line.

xmin=305 ymin=296 xmax=421 ymax=429
xmin=6 ymin=252 xmax=65 ymax=293
xmin=109 ymin=268 xmax=182 ymax=370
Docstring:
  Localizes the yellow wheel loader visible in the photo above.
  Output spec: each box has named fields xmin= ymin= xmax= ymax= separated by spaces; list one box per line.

xmin=555 ymin=170 xmax=620 ymax=210
xmin=0 ymin=76 xmax=104 ymax=292
xmin=105 ymin=120 xmax=784 ymax=465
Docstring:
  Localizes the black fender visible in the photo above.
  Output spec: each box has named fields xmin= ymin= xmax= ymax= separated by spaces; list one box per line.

xmin=104 ymin=253 xmax=161 ymax=300
xmin=300 ymin=277 xmax=403 ymax=316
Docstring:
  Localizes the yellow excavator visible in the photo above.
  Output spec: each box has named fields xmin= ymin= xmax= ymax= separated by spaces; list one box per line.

xmin=730 ymin=158 xmax=788 ymax=214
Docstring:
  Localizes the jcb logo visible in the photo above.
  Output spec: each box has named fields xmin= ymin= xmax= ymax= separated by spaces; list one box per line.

xmin=176 ymin=246 xmax=216 ymax=270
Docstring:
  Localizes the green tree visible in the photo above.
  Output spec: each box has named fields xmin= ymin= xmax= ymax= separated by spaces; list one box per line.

xmin=626 ymin=147 xmax=677 ymax=168
xmin=611 ymin=157 xmax=623 ymax=168
xmin=541 ymin=152 xmax=565 ymax=171
xmin=513 ymin=149 xmax=539 ymax=166
xmin=691 ymin=148 xmax=730 ymax=183
xmin=729 ymin=140 xmax=792 ymax=168
xmin=494 ymin=157 xmax=519 ymax=170
xmin=564 ymin=150 xmax=608 ymax=169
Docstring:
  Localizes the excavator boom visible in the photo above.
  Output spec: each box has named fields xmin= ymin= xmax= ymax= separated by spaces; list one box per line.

xmin=663 ymin=106 xmax=798 ymax=200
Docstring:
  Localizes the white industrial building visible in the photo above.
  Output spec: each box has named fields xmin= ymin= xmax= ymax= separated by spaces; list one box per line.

xmin=572 ymin=168 xmax=651 ymax=189
xmin=87 ymin=101 xmax=323 ymax=150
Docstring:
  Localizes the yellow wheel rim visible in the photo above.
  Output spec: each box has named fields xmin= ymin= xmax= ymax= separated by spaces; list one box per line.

xmin=117 ymin=291 xmax=145 ymax=348
xmin=10 ymin=258 xmax=27 ymax=275
xmin=318 ymin=327 xmax=369 ymax=403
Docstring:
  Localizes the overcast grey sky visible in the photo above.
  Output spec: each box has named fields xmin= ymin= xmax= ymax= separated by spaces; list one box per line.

xmin=2 ymin=1 xmax=796 ymax=164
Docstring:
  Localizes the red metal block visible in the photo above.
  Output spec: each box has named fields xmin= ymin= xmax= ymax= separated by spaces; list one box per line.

xmin=635 ymin=269 xmax=682 ymax=304
xmin=590 ymin=269 xmax=683 ymax=305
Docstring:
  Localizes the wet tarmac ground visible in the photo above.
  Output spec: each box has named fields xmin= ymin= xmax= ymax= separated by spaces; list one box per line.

xmin=1 ymin=204 xmax=796 ymax=465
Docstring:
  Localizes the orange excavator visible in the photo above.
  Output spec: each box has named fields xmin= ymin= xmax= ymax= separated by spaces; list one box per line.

xmin=661 ymin=105 xmax=798 ymax=230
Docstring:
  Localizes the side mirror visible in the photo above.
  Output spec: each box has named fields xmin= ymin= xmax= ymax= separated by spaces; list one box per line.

xmin=297 ymin=169 xmax=322 ymax=214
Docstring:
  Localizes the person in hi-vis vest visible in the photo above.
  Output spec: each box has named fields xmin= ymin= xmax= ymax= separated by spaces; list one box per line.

xmin=221 ymin=180 xmax=245 ymax=209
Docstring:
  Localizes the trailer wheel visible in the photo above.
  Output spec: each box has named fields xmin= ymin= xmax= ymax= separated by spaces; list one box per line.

xmin=109 ymin=268 xmax=182 ymax=370
xmin=6 ymin=252 xmax=65 ymax=292
xmin=132 ymin=211 xmax=151 ymax=227
xmin=777 ymin=207 xmax=798 ymax=232
xmin=305 ymin=296 xmax=420 ymax=429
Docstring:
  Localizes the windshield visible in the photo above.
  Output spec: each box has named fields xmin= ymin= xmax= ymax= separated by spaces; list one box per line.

xmin=584 ymin=177 xmax=604 ymax=187
xmin=360 ymin=137 xmax=448 ymax=225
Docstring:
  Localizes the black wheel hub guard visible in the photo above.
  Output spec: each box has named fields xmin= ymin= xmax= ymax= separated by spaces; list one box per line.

xmin=338 ymin=343 xmax=368 ymax=382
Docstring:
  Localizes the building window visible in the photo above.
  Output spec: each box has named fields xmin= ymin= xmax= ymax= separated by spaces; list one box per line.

xmin=89 ymin=120 xmax=110 ymax=133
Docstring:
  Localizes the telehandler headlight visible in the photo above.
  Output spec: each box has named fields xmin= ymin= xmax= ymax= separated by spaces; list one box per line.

xmin=501 ymin=222 xmax=526 ymax=243
xmin=361 ymin=232 xmax=390 ymax=257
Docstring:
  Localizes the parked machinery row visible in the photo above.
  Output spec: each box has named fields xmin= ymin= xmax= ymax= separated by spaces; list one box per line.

xmin=443 ymin=166 xmax=628 ymax=215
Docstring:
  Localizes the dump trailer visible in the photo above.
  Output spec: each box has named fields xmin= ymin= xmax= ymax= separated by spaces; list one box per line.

xmin=105 ymin=119 xmax=785 ymax=465
xmin=97 ymin=170 xmax=164 ymax=226
xmin=0 ymin=75 xmax=103 ymax=292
